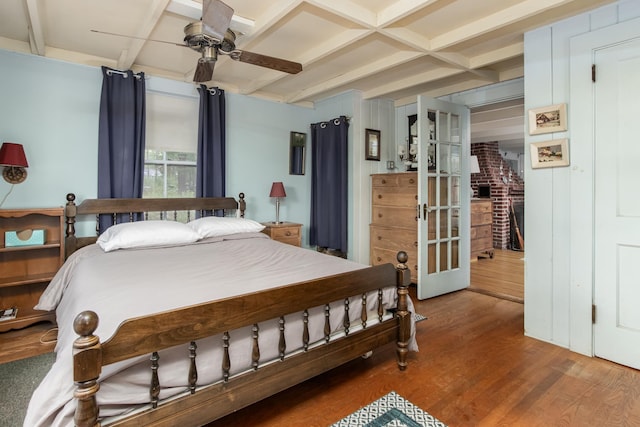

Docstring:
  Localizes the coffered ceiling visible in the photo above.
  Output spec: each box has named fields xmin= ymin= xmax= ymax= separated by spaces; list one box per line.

xmin=0 ymin=0 xmax=614 ymax=107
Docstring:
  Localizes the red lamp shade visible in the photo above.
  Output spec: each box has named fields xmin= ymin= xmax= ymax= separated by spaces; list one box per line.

xmin=269 ymin=182 xmax=286 ymax=198
xmin=0 ymin=142 xmax=28 ymax=167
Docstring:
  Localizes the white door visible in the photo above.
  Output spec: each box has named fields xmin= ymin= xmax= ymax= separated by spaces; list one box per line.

xmin=593 ymin=37 xmax=640 ymax=369
xmin=416 ymin=96 xmax=471 ymax=299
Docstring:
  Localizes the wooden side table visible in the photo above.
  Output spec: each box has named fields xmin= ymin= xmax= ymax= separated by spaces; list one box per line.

xmin=261 ymin=222 xmax=302 ymax=247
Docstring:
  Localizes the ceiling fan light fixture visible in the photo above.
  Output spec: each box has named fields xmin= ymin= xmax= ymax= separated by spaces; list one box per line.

xmin=201 ymin=46 xmax=218 ymax=63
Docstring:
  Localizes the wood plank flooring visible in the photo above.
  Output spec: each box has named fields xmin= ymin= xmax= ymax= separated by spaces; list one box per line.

xmin=209 ymin=288 xmax=640 ymax=427
xmin=469 ymin=248 xmax=524 ymax=303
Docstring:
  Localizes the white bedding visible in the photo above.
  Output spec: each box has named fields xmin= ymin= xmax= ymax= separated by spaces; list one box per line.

xmin=25 ymin=232 xmax=416 ymax=427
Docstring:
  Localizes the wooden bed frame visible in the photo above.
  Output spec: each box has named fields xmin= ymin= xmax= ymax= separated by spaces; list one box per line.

xmin=63 ymin=193 xmax=412 ymax=427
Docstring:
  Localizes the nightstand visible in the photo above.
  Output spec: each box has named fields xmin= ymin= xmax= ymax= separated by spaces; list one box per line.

xmin=0 ymin=208 xmax=63 ymax=332
xmin=261 ymin=222 xmax=302 ymax=247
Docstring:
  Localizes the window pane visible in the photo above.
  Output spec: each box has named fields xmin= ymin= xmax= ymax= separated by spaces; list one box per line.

xmin=145 ymin=149 xmax=164 ymax=161
xmin=143 ymin=164 xmax=165 ymax=198
xmin=167 ymin=164 xmax=196 ymax=197
xmin=167 ymin=151 xmax=196 ymax=162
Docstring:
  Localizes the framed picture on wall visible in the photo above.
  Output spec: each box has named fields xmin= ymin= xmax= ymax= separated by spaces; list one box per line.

xmin=530 ymin=138 xmax=570 ymax=169
xmin=528 ymin=103 xmax=567 ymax=135
xmin=365 ymin=128 xmax=381 ymax=161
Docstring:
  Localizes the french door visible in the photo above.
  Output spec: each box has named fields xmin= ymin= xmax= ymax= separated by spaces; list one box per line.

xmin=416 ymin=96 xmax=471 ymax=299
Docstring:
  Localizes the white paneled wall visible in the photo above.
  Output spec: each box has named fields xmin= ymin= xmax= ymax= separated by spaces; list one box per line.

xmin=523 ymin=0 xmax=640 ymax=354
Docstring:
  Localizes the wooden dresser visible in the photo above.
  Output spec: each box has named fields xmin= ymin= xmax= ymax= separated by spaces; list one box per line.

xmin=470 ymin=199 xmax=494 ymax=260
xmin=0 ymin=208 xmax=63 ymax=332
xmin=261 ymin=222 xmax=302 ymax=247
xmin=370 ymin=172 xmax=419 ymax=283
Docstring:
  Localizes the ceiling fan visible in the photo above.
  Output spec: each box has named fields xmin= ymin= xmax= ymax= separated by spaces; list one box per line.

xmin=92 ymin=0 xmax=302 ymax=82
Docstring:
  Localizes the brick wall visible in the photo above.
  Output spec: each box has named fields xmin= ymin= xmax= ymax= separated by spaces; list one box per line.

xmin=471 ymin=142 xmax=524 ymax=250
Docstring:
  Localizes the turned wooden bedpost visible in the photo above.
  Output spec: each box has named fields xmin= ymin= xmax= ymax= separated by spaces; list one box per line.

xmin=238 ymin=193 xmax=246 ymax=218
xmin=65 ymin=193 xmax=78 ymax=259
xmin=73 ymin=311 xmax=102 ymax=427
xmin=395 ymin=251 xmax=411 ymax=371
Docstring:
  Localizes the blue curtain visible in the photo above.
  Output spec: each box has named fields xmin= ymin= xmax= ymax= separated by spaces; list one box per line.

xmin=309 ymin=116 xmax=349 ymax=254
xmin=196 ymin=85 xmax=225 ymax=214
xmin=97 ymin=66 xmax=146 ymax=233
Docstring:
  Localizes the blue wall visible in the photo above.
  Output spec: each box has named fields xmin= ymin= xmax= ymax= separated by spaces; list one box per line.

xmin=0 ymin=49 xmax=315 ymax=244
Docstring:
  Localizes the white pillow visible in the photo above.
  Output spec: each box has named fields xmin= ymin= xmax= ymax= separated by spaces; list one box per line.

xmin=97 ymin=220 xmax=201 ymax=252
xmin=187 ymin=216 xmax=265 ymax=238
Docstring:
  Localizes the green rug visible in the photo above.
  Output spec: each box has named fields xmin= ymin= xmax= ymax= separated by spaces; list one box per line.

xmin=332 ymin=391 xmax=446 ymax=427
xmin=0 ymin=352 xmax=55 ymax=427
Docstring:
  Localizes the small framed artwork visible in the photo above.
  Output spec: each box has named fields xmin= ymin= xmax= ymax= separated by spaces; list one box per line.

xmin=528 ymin=103 xmax=567 ymax=135
xmin=365 ymin=128 xmax=381 ymax=161
xmin=530 ymin=138 xmax=570 ymax=169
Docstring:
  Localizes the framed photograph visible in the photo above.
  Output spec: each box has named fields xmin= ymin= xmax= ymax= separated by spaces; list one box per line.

xmin=530 ymin=138 xmax=569 ymax=169
xmin=528 ymin=103 xmax=567 ymax=135
xmin=365 ymin=128 xmax=381 ymax=161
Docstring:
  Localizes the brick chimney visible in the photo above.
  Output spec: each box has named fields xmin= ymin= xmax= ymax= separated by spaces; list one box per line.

xmin=471 ymin=142 xmax=524 ymax=250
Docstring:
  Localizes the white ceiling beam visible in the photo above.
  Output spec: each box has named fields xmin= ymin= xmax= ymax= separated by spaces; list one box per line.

xmin=470 ymin=42 xmax=524 ymax=68
xmin=378 ymin=0 xmax=438 ymax=27
xmin=118 ymin=0 xmax=172 ymax=70
xmin=306 ymin=0 xmax=376 ymax=28
xmin=430 ymin=0 xmax=574 ymax=50
xmin=240 ymin=28 xmax=372 ymax=96
xmin=167 ymin=0 xmax=255 ymax=36
xmin=287 ymin=50 xmax=423 ymax=103
xmin=235 ymin=0 xmax=303 ymax=47
xmin=24 ymin=0 xmax=45 ymax=56
xmin=362 ymin=67 xmax=465 ymax=100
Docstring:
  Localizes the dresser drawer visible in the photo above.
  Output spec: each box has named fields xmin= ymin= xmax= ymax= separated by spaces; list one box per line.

xmin=470 ymin=224 xmax=492 ymax=239
xmin=372 ymin=187 xmax=417 ymax=208
xmin=370 ymin=246 xmax=418 ymax=282
xmin=260 ymin=222 xmax=302 ymax=247
xmin=471 ymin=199 xmax=492 ymax=212
xmin=372 ymin=172 xmax=417 ymax=188
xmin=370 ymin=225 xmax=417 ymax=253
xmin=371 ymin=206 xmax=417 ymax=228
xmin=270 ymin=226 xmax=300 ymax=239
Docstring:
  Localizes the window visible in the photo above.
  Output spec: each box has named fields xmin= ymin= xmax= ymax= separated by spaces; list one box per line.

xmin=143 ymin=91 xmax=199 ymax=198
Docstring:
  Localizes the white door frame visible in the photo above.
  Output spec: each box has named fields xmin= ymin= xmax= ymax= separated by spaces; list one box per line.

xmin=569 ymin=16 xmax=640 ymax=356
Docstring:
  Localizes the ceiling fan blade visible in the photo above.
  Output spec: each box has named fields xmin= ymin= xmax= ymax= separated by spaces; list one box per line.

xmin=194 ymin=60 xmax=215 ymax=82
xmin=202 ymin=0 xmax=234 ymax=42
xmin=90 ymin=29 xmax=186 ymax=48
xmin=236 ymin=51 xmax=302 ymax=74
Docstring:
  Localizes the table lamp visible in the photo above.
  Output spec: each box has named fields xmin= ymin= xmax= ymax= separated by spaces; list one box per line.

xmin=269 ymin=182 xmax=286 ymax=224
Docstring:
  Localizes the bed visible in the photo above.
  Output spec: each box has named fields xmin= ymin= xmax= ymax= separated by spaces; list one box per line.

xmin=24 ymin=193 xmax=416 ymax=427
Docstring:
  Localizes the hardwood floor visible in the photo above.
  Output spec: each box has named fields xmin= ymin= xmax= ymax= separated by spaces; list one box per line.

xmin=209 ymin=289 xmax=640 ymax=426
xmin=469 ymin=248 xmax=524 ymax=303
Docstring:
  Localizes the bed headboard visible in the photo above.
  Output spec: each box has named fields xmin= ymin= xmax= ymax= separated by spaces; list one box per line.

xmin=64 ymin=193 xmax=246 ymax=258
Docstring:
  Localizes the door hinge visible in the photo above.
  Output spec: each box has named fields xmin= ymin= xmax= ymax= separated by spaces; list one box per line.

xmin=592 ymin=64 xmax=596 ymax=82
xmin=592 ymin=304 xmax=596 ymax=324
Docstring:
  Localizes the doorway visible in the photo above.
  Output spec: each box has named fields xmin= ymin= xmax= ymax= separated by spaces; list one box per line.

xmin=468 ymin=98 xmax=525 ymax=302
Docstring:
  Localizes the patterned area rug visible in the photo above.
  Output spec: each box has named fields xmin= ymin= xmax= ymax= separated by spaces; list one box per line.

xmin=332 ymin=391 xmax=446 ymax=427
xmin=414 ymin=313 xmax=427 ymax=323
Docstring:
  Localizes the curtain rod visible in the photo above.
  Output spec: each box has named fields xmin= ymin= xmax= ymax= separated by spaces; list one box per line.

xmin=105 ymin=69 xmax=144 ymax=80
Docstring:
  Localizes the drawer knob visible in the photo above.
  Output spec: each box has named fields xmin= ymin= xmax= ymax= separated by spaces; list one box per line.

xmin=381 ymin=179 xmax=386 ymax=184
xmin=285 ymin=231 xmax=291 ymax=236
xmin=409 ymin=178 xmax=415 ymax=184
xmin=378 ymin=236 xmax=382 ymax=240
xmin=414 ymin=241 xmax=418 ymax=247
xmin=377 ymin=257 xmax=382 ymax=262
xmin=378 ymin=213 xmax=383 ymax=218
xmin=378 ymin=194 xmax=382 ymax=199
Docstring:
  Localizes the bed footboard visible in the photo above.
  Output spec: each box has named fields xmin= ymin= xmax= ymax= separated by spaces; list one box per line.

xmin=73 ymin=252 xmax=412 ymax=427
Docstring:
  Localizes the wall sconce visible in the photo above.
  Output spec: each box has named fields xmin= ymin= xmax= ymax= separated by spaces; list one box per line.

xmin=0 ymin=142 xmax=29 ymax=184
xmin=269 ymin=182 xmax=286 ymax=224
